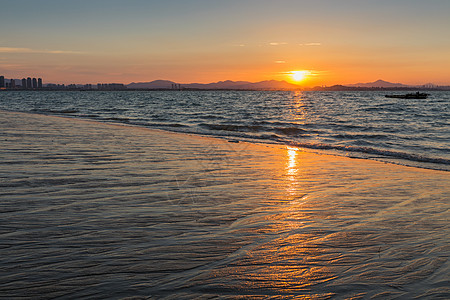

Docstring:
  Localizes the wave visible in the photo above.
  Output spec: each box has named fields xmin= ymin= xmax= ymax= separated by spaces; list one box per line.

xmin=156 ymin=122 xmax=448 ymax=170
xmin=103 ymin=117 xmax=131 ymax=123
xmin=129 ymin=121 xmax=188 ymax=128
xmin=332 ymin=133 xmax=387 ymax=140
xmin=200 ymin=123 xmax=265 ymax=132
xmin=155 ymin=123 xmax=188 ymax=128
xmin=158 ymin=122 xmax=449 ymax=170
xmin=288 ymin=141 xmax=450 ymax=166
xmin=200 ymin=123 xmax=307 ymax=136
xmin=274 ymin=126 xmax=307 ymax=135
xmin=88 ymin=118 xmax=450 ymax=170
xmin=32 ymin=108 xmax=79 ymax=114
xmin=3 ymin=89 xmax=447 ymax=172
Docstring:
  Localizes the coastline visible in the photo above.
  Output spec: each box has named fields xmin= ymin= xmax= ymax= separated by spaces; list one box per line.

xmin=1 ymin=90 xmax=448 ymax=173
xmin=1 ymin=110 xmax=449 ymax=298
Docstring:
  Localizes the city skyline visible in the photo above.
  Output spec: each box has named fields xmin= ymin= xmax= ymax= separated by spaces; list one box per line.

xmin=1 ymin=0 xmax=449 ymax=86
xmin=0 ymin=75 xmax=43 ymax=89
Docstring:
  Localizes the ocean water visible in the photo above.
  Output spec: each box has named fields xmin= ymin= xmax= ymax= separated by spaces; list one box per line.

xmin=0 ymin=90 xmax=449 ymax=171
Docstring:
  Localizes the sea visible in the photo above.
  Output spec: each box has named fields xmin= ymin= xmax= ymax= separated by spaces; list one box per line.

xmin=0 ymin=90 xmax=449 ymax=171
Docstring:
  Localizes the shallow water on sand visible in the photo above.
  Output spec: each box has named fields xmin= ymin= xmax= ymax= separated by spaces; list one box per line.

xmin=0 ymin=112 xmax=449 ymax=299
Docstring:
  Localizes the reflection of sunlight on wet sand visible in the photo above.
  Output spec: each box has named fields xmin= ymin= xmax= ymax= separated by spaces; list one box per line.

xmin=242 ymin=145 xmax=337 ymax=295
xmin=287 ymin=146 xmax=298 ymax=176
xmin=189 ymin=140 xmax=449 ymax=297
xmin=286 ymin=146 xmax=299 ymax=196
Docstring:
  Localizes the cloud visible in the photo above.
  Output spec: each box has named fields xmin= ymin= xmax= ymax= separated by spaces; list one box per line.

xmin=46 ymin=50 xmax=84 ymax=54
xmin=280 ymin=70 xmax=322 ymax=77
xmin=0 ymin=47 xmax=33 ymax=53
xmin=269 ymin=42 xmax=288 ymax=46
xmin=0 ymin=62 xmax=25 ymax=67
xmin=275 ymin=60 xmax=286 ymax=64
xmin=0 ymin=47 xmax=84 ymax=54
xmin=299 ymin=43 xmax=321 ymax=46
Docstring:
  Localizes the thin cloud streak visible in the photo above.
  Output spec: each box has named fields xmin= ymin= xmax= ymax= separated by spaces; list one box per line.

xmin=299 ymin=43 xmax=322 ymax=46
xmin=269 ymin=42 xmax=288 ymax=46
xmin=279 ymin=69 xmax=324 ymax=77
xmin=0 ymin=47 xmax=84 ymax=54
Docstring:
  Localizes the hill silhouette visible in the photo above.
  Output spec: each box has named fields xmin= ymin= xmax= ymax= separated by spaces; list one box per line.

xmin=127 ymin=80 xmax=301 ymax=90
xmin=347 ymin=79 xmax=408 ymax=88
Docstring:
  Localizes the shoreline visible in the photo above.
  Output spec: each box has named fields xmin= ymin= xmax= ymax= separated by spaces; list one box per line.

xmin=1 ymin=108 xmax=448 ymax=173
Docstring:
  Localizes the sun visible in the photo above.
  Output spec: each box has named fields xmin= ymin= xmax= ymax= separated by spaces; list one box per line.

xmin=290 ymin=70 xmax=310 ymax=82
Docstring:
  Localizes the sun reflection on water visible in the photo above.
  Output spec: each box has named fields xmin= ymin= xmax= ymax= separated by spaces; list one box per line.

xmin=290 ymin=91 xmax=308 ymax=122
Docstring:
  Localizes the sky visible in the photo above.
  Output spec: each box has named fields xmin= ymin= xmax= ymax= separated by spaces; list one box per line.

xmin=1 ymin=0 xmax=449 ymax=86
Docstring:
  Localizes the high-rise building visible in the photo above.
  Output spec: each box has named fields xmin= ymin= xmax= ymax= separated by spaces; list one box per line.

xmin=22 ymin=78 xmax=27 ymax=89
xmin=38 ymin=78 xmax=42 ymax=89
xmin=32 ymin=78 xmax=37 ymax=89
xmin=0 ymin=76 xmax=4 ymax=88
xmin=10 ymin=79 xmax=16 ymax=88
xmin=27 ymin=77 xmax=32 ymax=89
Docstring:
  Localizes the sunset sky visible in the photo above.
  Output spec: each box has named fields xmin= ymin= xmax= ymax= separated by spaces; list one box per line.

xmin=1 ymin=0 xmax=449 ymax=86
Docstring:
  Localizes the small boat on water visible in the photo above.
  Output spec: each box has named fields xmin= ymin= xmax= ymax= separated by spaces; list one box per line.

xmin=385 ymin=92 xmax=428 ymax=99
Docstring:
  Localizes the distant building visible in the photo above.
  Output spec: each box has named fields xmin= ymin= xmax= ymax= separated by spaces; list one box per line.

xmin=22 ymin=78 xmax=27 ymax=89
xmin=10 ymin=79 xmax=16 ymax=88
xmin=38 ymin=78 xmax=42 ymax=89
xmin=97 ymin=83 xmax=126 ymax=90
xmin=0 ymin=76 xmax=4 ymax=88
xmin=32 ymin=78 xmax=37 ymax=89
xmin=27 ymin=77 xmax=32 ymax=89
xmin=46 ymin=83 xmax=65 ymax=90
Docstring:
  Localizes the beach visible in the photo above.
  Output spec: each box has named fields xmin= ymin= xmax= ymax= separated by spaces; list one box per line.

xmin=1 ymin=110 xmax=449 ymax=299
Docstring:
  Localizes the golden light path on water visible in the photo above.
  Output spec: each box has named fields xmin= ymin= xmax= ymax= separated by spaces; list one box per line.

xmin=216 ymin=144 xmax=339 ymax=295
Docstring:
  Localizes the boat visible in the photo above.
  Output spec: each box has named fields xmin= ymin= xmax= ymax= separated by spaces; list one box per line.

xmin=385 ymin=92 xmax=428 ymax=99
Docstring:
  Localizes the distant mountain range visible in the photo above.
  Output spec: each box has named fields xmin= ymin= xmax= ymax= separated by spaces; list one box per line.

xmin=315 ymin=79 xmax=447 ymax=91
xmin=346 ymin=79 xmax=409 ymax=88
xmin=126 ymin=79 xmax=445 ymax=90
xmin=127 ymin=80 xmax=302 ymax=90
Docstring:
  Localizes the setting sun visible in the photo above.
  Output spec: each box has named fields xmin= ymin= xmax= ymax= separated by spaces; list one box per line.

xmin=290 ymin=70 xmax=310 ymax=83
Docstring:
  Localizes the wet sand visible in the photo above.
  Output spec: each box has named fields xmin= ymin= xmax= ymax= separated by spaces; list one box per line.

xmin=1 ymin=110 xmax=449 ymax=299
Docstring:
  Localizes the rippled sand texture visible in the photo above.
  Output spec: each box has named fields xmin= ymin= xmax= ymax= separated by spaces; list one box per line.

xmin=1 ymin=111 xmax=449 ymax=299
